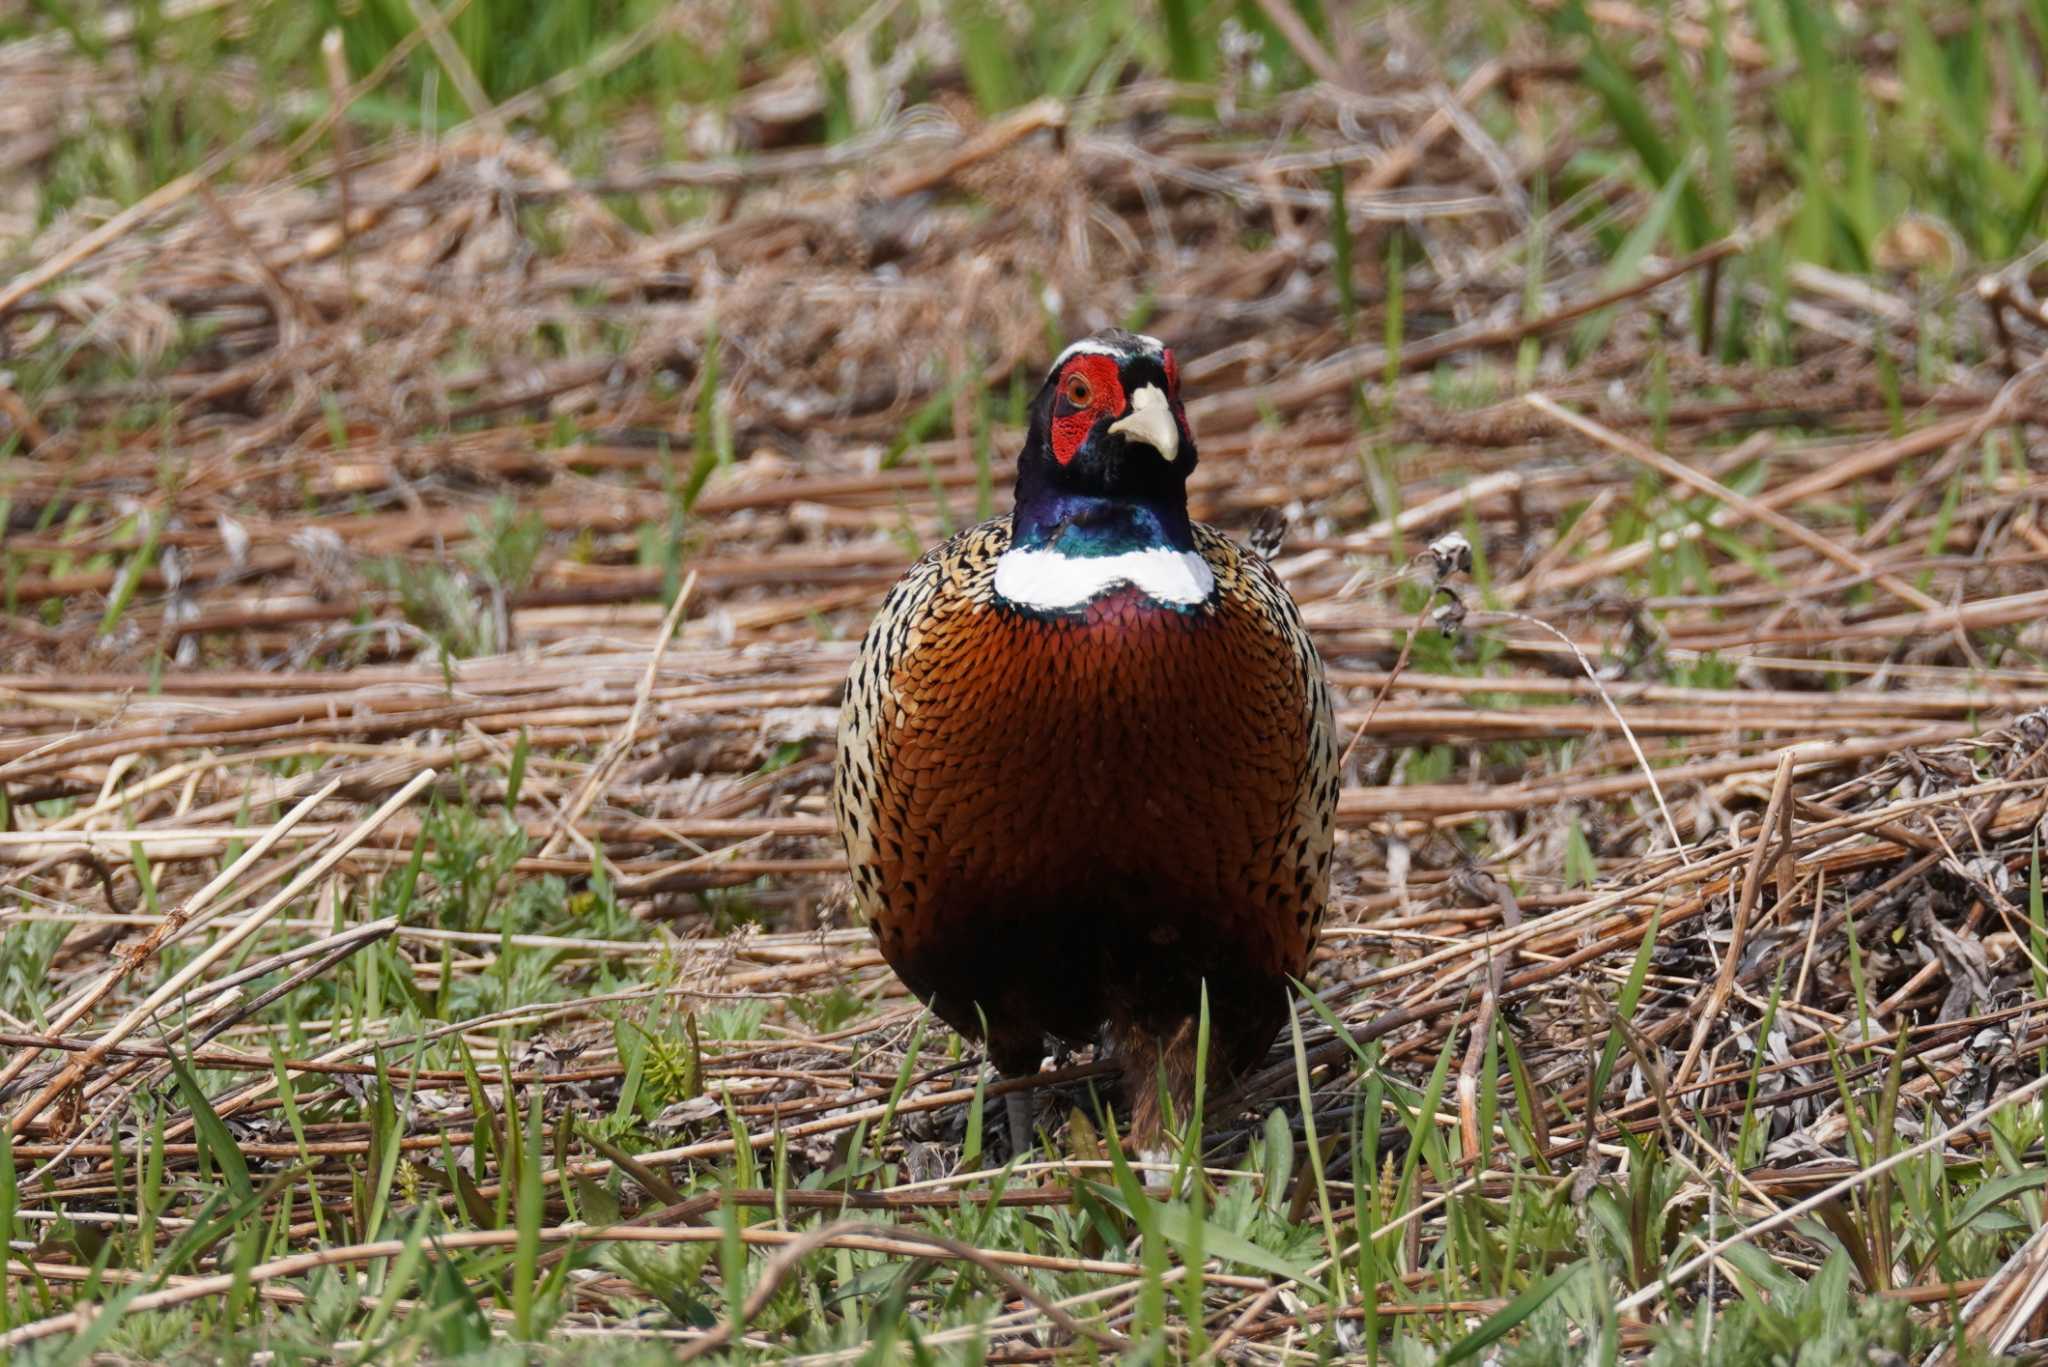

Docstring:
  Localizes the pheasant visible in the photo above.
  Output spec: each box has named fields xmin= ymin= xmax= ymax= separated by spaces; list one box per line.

xmin=832 ymin=330 xmax=1338 ymax=1170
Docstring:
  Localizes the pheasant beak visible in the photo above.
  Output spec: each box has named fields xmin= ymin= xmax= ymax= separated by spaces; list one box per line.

xmin=1107 ymin=384 xmax=1179 ymax=463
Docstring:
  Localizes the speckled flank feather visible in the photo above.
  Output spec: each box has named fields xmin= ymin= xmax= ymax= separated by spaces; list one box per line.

xmin=832 ymin=515 xmax=1337 ymax=1148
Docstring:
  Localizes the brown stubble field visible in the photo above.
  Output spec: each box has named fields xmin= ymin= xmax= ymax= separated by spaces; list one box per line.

xmin=5 ymin=1 xmax=2048 ymax=1359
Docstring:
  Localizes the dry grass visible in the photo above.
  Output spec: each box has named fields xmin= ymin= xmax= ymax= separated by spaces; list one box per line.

xmin=6 ymin=0 xmax=2048 ymax=1360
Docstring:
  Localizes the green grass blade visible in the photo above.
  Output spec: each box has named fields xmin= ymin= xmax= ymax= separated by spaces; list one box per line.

xmin=1439 ymin=1259 xmax=1583 ymax=1364
xmin=170 ymin=1060 xmax=252 ymax=1202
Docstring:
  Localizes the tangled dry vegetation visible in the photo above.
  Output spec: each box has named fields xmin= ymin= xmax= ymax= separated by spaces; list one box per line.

xmin=6 ymin=1 xmax=2048 ymax=1360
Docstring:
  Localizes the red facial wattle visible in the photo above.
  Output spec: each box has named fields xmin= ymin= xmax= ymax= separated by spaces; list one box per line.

xmin=1049 ymin=355 xmax=1125 ymax=466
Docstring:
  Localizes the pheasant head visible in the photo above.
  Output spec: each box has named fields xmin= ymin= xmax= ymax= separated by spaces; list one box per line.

xmin=1000 ymin=330 xmax=1208 ymax=612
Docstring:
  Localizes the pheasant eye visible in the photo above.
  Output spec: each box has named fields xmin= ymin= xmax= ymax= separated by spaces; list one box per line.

xmin=1062 ymin=373 xmax=1093 ymax=407
xmin=1162 ymin=349 xmax=1180 ymax=397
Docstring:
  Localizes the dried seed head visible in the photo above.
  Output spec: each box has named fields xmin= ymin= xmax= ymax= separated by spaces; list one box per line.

xmin=1428 ymin=530 xmax=1473 ymax=581
xmin=1431 ymin=592 xmax=1467 ymax=639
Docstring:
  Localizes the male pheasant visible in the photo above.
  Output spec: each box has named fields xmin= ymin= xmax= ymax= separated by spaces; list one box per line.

xmin=832 ymin=330 xmax=1338 ymax=1168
